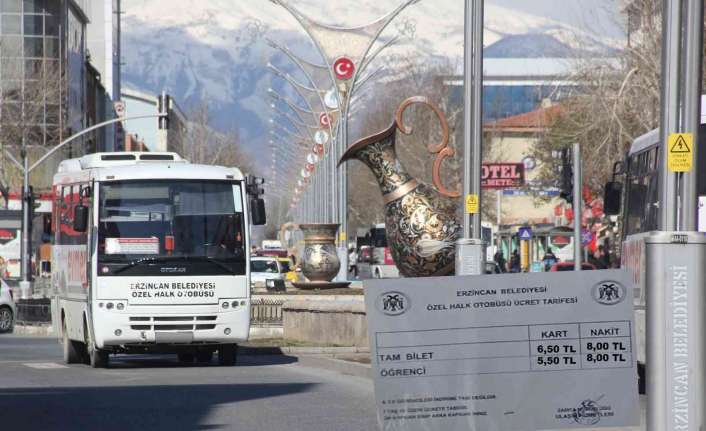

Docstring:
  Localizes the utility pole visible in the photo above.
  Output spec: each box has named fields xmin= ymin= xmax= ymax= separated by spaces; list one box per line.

xmin=457 ymin=0 xmax=485 ymax=275
xmin=645 ymin=2 xmax=706 ymax=431
xmin=19 ymin=148 xmax=31 ymax=299
xmin=572 ymin=143 xmax=582 ymax=271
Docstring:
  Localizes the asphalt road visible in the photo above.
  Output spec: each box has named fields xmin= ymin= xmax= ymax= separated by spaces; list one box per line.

xmin=0 ymin=336 xmax=377 ymax=431
xmin=0 ymin=336 xmax=647 ymax=431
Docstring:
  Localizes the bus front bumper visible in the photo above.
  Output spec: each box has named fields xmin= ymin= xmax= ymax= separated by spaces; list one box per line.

xmin=92 ymin=301 xmax=250 ymax=349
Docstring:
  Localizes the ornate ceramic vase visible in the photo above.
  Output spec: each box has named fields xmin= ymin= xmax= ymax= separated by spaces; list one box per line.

xmin=339 ymin=97 xmax=461 ymax=277
xmin=299 ymin=223 xmax=341 ymax=282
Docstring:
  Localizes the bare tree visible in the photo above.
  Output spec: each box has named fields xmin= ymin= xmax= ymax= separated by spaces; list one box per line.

xmin=0 ymin=57 xmax=67 ymax=192
xmin=532 ymin=0 xmax=662 ymax=193
xmin=174 ymin=101 xmax=256 ymax=174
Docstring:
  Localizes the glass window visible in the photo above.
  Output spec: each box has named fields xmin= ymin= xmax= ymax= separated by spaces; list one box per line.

xmin=1 ymin=101 xmax=21 ymax=123
xmin=44 ymin=13 xmax=57 ymax=35
xmin=1 ymin=57 xmax=21 ymax=78
xmin=1 ymin=0 xmax=21 ymax=13
xmin=98 ymin=181 xmax=247 ymax=277
xmin=0 ymin=35 xmax=21 ymax=56
xmin=1 ymin=83 xmax=20 ymax=100
xmin=23 ymin=14 xmax=42 ymax=35
xmin=1 ymin=14 xmax=20 ymax=34
xmin=44 ymin=36 xmax=57 ymax=57
xmin=251 ymin=260 xmax=279 ymax=273
xmin=24 ymin=58 xmax=40 ymax=79
xmin=23 ymin=0 xmax=45 ymax=14
xmin=23 ymin=35 xmax=42 ymax=57
xmin=44 ymin=103 xmax=58 ymax=124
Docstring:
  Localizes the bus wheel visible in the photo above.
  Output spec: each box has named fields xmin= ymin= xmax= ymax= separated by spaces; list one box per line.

xmin=218 ymin=344 xmax=237 ymax=366
xmin=62 ymin=321 xmax=83 ymax=364
xmin=84 ymin=324 xmax=109 ymax=368
xmin=196 ymin=351 xmax=213 ymax=364
xmin=177 ymin=352 xmax=195 ymax=363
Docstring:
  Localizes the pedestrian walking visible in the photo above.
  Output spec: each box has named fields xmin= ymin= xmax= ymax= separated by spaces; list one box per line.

xmin=348 ymin=245 xmax=359 ymax=279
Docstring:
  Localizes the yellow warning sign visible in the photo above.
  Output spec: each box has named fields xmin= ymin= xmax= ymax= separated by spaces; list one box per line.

xmin=339 ymin=232 xmax=347 ymax=242
xmin=465 ymin=194 xmax=479 ymax=214
xmin=668 ymin=133 xmax=693 ymax=172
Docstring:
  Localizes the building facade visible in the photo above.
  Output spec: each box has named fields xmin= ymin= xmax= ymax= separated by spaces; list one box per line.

xmin=0 ymin=0 xmax=120 ymax=190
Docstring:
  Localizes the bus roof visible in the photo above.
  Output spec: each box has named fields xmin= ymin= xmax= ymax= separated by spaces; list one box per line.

xmin=629 ymin=94 xmax=706 ymax=156
xmin=54 ymin=152 xmax=245 ymax=183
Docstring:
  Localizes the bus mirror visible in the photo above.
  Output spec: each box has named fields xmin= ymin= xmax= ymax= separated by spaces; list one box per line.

xmin=251 ymin=198 xmax=266 ymax=226
xmin=73 ymin=204 xmax=89 ymax=232
xmin=603 ymin=181 xmax=623 ymax=215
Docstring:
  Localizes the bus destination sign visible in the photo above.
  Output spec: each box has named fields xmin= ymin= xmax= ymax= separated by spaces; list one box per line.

xmin=364 ymin=270 xmax=639 ymax=431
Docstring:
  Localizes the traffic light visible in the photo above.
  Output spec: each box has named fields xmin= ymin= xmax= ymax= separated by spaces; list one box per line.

xmin=559 ymin=148 xmax=573 ymax=204
xmin=246 ymin=176 xmax=265 ymax=197
xmin=158 ymin=92 xmax=171 ymax=130
xmin=27 ymin=186 xmax=35 ymax=232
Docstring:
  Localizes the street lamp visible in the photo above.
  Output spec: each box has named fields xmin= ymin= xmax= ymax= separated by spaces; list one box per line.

xmin=16 ymin=113 xmax=167 ymax=298
xmin=269 ymin=0 xmax=422 ymax=281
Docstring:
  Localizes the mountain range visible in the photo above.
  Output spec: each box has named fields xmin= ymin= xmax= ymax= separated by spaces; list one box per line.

xmin=121 ymin=0 xmax=623 ymax=168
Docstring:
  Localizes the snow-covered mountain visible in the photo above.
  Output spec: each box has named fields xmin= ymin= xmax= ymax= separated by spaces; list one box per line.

xmin=121 ymin=0 xmax=623 ymax=164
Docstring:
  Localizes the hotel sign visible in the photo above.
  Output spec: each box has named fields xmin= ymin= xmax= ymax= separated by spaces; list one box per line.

xmin=481 ymin=163 xmax=525 ymax=189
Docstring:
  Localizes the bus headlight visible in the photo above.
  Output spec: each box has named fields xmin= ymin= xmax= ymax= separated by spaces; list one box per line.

xmin=116 ymin=303 xmax=125 ymax=310
xmin=106 ymin=302 xmax=114 ymax=310
xmin=222 ymin=301 xmax=230 ymax=309
xmin=231 ymin=301 xmax=238 ymax=308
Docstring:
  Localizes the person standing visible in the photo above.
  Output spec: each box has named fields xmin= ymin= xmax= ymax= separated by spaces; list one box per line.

xmin=509 ymin=249 xmax=521 ymax=273
xmin=493 ymin=250 xmax=507 ymax=273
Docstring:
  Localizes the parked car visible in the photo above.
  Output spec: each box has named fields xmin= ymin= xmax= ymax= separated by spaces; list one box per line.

xmin=485 ymin=261 xmax=502 ymax=274
xmin=250 ymin=256 xmax=285 ymax=288
xmin=277 ymin=257 xmax=298 ymax=283
xmin=0 ymin=279 xmax=15 ymax=333
xmin=549 ymin=262 xmax=597 ymax=271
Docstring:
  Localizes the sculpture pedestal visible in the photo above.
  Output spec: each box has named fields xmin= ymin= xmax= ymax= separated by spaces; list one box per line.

xmin=292 ymin=281 xmax=351 ymax=290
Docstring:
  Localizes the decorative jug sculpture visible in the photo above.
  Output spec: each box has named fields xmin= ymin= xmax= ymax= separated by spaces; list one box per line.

xmin=293 ymin=223 xmax=350 ymax=289
xmin=339 ymin=97 xmax=461 ymax=277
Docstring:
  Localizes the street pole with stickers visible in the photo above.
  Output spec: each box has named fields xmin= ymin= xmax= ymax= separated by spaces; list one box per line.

xmin=646 ymin=1 xmax=705 ymax=431
xmin=456 ymin=0 xmax=486 ymax=275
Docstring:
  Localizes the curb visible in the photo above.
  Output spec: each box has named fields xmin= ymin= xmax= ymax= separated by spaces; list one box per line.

xmin=13 ymin=324 xmax=54 ymax=337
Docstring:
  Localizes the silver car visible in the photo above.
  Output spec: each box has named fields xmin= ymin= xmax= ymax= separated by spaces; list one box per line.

xmin=250 ymin=256 xmax=284 ymax=288
xmin=0 ymin=280 xmax=15 ymax=333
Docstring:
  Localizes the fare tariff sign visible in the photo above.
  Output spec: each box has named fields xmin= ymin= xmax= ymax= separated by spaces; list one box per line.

xmin=364 ymin=270 xmax=639 ymax=431
xmin=482 ymin=163 xmax=525 ymax=189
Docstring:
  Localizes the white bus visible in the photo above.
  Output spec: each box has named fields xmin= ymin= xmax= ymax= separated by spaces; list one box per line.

xmin=604 ymin=110 xmax=706 ymax=390
xmin=52 ymin=152 xmax=265 ymax=368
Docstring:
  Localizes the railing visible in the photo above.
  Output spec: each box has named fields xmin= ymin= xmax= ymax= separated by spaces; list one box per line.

xmin=250 ymin=298 xmax=285 ymax=327
xmin=15 ymin=298 xmax=52 ymax=325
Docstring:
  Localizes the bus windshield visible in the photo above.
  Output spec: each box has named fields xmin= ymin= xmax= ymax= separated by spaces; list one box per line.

xmin=98 ymin=180 xmax=246 ymax=276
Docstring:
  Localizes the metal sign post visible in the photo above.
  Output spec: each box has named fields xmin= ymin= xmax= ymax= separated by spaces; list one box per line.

xmin=572 ymin=143 xmax=582 ymax=271
xmin=457 ymin=0 xmax=485 ymax=275
xmin=646 ymin=1 xmax=706 ymax=430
